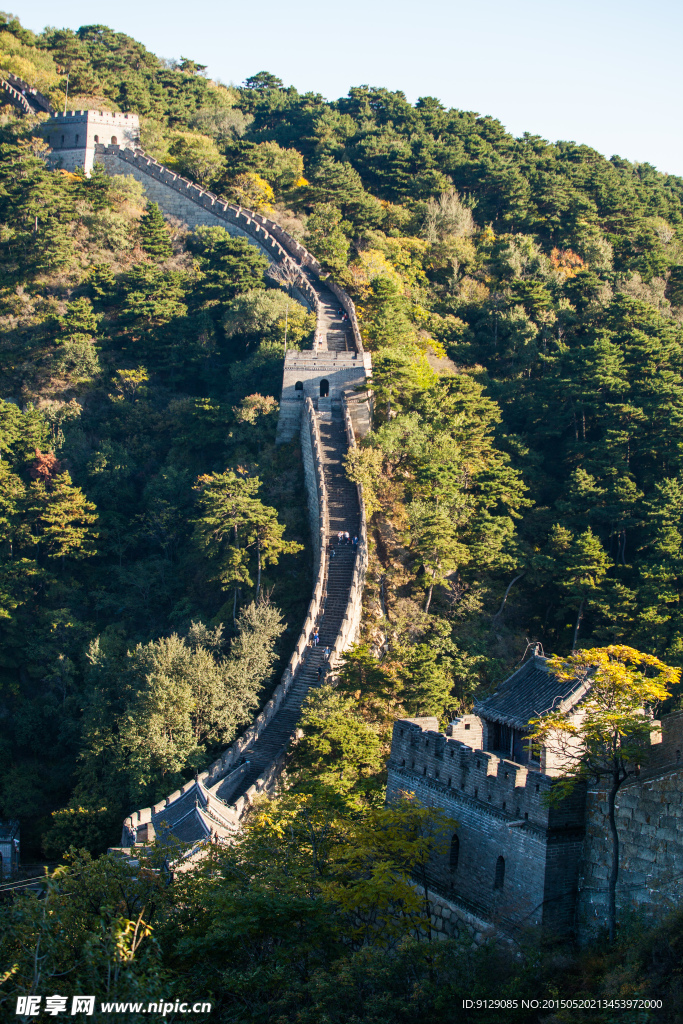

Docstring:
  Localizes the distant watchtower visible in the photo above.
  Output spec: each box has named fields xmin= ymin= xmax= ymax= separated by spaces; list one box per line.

xmin=40 ymin=110 xmax=140 ymax=174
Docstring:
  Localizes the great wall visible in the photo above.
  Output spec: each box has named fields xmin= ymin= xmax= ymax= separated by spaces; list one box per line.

xmin=10 ymin=101 xmax=372 ymax=858
xmin=4 ymin=85 xmax=683 ymax=940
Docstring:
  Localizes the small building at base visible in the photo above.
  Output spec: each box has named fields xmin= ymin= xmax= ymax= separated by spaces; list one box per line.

xmin=0 ymin=819 xmax=20 ymax=877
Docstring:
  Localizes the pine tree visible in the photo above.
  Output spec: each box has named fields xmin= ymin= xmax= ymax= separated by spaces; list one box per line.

xmin=26 ymin=471 xmax=98 ymax=560
xmin=138 ymin=202 xmax=173 ymax=261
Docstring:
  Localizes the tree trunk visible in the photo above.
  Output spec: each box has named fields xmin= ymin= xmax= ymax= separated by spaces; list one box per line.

xmin=492 ymin=571 xmax=526 ymax=624
xmin=424 ymin=567 xmax=437 ymax=613
xmin=256 ymin=536 xmax=262 ymax=601
xmin=607 ymin=771 xmax=621 ymax=943
xmin=232 ymin=587 xmax=238 ymax=627
xmin=572 ymin=598 xmax=584 ymax=650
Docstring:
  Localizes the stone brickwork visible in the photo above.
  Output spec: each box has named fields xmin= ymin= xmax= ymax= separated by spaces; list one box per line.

xmin=414 ymin=883 xmax=498 ymax=944
xmin=387 ymin=718 xmax=586 ymax=934
xmin=577 ymin=712 xmax=683 ymax=933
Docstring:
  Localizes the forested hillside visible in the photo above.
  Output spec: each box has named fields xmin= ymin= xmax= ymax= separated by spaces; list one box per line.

xmin=2 ymin=15 xmax=683 ymax=1019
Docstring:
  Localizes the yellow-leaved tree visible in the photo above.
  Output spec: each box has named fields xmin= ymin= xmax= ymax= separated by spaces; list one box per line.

xmin=529 ymin=646 xmax=679 ymax=942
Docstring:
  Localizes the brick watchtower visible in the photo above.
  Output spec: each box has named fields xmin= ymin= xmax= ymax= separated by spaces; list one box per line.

xmin=40 ymin=110 xmax=140 ymax=174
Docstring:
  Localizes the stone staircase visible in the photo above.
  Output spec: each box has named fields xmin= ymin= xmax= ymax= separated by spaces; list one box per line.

xmin=213 ymin=407 xmax=360 ymax=799
xmin=306 ymin=269 xmax=352 ymax=352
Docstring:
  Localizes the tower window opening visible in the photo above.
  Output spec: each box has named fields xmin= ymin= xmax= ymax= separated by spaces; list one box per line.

xmin=449 ymin=834 xmax=460 ymax=872
xmin=319 ymin=378 xmax=329 ymax=397
xmin=494 ymin=856 xmax=505 ymax=889
xmin=111 ymin=135 xmax=118 ymax=145
xmin=94 ymin=134 xmax=99 ymax=143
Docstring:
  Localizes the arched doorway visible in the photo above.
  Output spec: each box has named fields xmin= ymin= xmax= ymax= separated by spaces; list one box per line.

xmin=295 ymin=380 xmax=303 ymax=391
xmin=494 ymin=855 xmax=505 ymax=889
xmin=449 ymin=834 xmax=459 ymax=872
xmin=320 ymin=379 xmax=329 ymax=397
xmin=111 ymin=135 xmax=118 ymax=145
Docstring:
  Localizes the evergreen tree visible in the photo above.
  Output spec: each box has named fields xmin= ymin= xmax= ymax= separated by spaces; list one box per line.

xmin=138 ymin=201 xmax=173 ymax=261
xmin=26 ymin=471 xmax=98 ymax=561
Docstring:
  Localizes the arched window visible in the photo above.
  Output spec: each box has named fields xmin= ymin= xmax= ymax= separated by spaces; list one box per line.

xmin=93 ymin=134 xmax=99 ymax=143
xmin=111 ymin=135 xmax=118 ymax=145
xmin=320 ymin=379 xmax=329 ymax=397
xmin=494 ymin=855 xmax=505 ymax=889
xmin=294 ymin=381 xmax=303 ymax=391
xmin=449 ymin=834 xmax=459 ymax=872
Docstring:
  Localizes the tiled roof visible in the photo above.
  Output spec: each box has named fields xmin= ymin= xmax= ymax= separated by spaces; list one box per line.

xmin=166 ymin=811 xmax=210 ymax=845
xmin=152 ymin=788 xmax=199 ymax=832
xmin=151 ymin=779 xmax=235 ymax=849
xmin=474 ymin=656 xmax=585 ymax=731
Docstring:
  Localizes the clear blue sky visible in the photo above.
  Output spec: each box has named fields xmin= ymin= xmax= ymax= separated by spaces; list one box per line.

xmin=17 ymin=0 xmax=683 ymax=176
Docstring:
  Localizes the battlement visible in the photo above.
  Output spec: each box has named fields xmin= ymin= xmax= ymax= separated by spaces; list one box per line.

xmin=44 ymin=109 xmax=139 ymax=123
xmin=388 ymin=717 xmax=585 ymax=833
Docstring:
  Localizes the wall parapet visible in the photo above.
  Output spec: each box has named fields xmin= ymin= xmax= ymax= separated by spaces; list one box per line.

xmin=0 ymin=77 xmax=31 ymax=115
xmin=4 ymin=72 xmax=52 ymax=112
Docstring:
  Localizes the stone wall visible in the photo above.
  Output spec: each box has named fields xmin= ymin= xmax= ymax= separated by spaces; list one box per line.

xmin=92 ymin=136 xmax=371 ymax=845
xmin=414 ymin=883 xmax=501 ymax=945
xmin=92 ymin=144 xmax=366 ymax=351
xmin=577 ymin=711 xmax=683 ymax=934
xmin=281 ymin=351 xmax=371 ymax=405
xmin=123 ymin=399 xmax=329 ymax=840
xmin=387 ymin=717 xmax=586 ymax=934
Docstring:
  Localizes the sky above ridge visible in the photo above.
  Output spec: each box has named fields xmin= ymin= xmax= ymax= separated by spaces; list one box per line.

xmin=18 ymin=0 xmax=683 ymax=177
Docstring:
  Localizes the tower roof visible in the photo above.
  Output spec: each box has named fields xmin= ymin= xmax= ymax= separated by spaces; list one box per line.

xmin=474 ymin=655 xmax=587 ymax=732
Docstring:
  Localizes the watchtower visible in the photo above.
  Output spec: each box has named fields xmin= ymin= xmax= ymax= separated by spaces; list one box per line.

xmin=40 ymin=110 xmax=140 ymax=174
